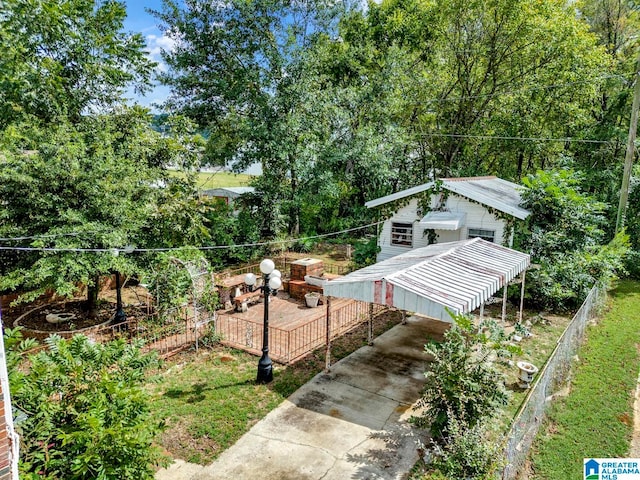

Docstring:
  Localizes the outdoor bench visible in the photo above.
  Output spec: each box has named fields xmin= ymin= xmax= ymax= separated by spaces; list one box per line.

xmin=233 ymin=290 xmax=262 ymax=312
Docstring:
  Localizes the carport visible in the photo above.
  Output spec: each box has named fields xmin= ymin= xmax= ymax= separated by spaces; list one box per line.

xmin=322 ymin=237 xmax=530 ymax=366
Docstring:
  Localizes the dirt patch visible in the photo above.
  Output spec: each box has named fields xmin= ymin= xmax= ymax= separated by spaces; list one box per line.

xmin=158 ymin=420 xmax=221 ymax=464
xmin=16 ymin=300 xmax=114 ymax=332
xmin=4 ymin=285 xmax=152 ymax=337
xmin=545 ymin=421 xmax=560 ymax=435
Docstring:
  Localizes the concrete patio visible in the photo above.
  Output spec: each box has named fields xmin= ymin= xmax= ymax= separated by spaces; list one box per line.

xmin=156 ymin=314 xmax=449 ymax=480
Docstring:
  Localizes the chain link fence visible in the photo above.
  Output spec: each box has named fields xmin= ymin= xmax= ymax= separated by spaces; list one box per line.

xmin=501 ymin=285 xmax=607 ymax=479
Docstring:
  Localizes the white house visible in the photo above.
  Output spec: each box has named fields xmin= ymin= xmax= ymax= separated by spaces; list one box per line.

xmin=201 ymin=186 xmax=255 ymax=205
xmin=365 ymin=176 xmax=530 ymax=261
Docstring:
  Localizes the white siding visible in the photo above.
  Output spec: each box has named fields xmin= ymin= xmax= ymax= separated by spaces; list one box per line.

xmin=445 ymin=195 xmax=507 ymax=245
xmin=377 ymin=194 xmax=510 ymax=261
xmin=378 ymin=200 xmax=421 ymax=261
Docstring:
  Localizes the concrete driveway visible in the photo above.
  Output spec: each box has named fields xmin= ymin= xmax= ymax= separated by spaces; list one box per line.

xmin=156 ymin=315 xmax=448 ymax=480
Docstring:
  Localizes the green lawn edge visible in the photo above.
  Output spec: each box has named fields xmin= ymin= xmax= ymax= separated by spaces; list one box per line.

xmin=529 ymin=279 xmax=640 ymax=480
xmin=168 ymin=170 xmax=253 ymax=189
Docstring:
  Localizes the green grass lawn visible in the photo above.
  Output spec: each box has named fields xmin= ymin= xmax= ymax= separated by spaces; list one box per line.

xmin=529 ymin=279 xmax=640 ymax=479
xmin=168 ymin=170 xmax=253 ymax=190
xmin=502 ymin=312 xmax=573 ymax=425
xmin=147 ymin=310 xmax=403 ymax=465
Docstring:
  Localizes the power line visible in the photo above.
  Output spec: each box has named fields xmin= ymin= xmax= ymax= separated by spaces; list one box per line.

xmin=421 ymin=133 xmax=612 ymax=144
xmin=0 ymin=221 xmax=383 ymax=253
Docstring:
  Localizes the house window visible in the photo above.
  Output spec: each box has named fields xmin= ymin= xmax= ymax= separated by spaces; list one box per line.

xmin=468 ymin=228 xmax=495 ymax=243
xmin=391 ymin=222 xmax=413 ymax=246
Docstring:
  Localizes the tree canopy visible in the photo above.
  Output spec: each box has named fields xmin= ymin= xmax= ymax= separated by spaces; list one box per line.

xmin=0 ymin=109 xmax=207 ymax=311
xmin=153 ymin=0 xmax=630 ymax=239
xmin=0 ymin=0 xmax=155 ymax=127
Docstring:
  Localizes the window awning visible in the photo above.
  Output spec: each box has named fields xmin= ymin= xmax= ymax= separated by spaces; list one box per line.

xmin=418 ymin=211 xmax=466 ymax=230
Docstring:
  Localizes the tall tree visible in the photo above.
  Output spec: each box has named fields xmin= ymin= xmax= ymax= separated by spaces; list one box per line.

xmin=351 ymin=0 xmax=608 ymax=180
xmin=570 ymin=0 xmax=640 ymax=235
xmin=0 ymin=0 xmax=155 ymax=127
xmin=153 ymin=0 xmax=345 ymax=235
xmin=0 ymin=108 xmax=208 ymax=315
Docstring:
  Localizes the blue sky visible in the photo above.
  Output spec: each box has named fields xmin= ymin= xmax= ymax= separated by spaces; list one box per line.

xmin=123 ymin=0 xmax=173 ymax=111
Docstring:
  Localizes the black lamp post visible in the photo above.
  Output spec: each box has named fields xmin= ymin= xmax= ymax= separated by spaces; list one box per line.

xmin=245 ymin=259 xmax=282 ymax=383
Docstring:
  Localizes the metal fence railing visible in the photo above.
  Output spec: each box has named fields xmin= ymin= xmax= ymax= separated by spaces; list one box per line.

xmin=90 ymin=307 xmax=216 ymax=359
xmin=501 ymin=285 xmax=606 ymax=479
xmin=215 ymin=300 xmax=384 ymax=364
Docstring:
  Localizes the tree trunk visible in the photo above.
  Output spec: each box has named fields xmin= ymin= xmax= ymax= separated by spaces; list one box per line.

xmin=290 ymin=159 xmax=300 ymax=236
xmin=516 ymin=151 xmax=524 ymax=180
xmin=86 ymin=276 xmax=100 ymax=319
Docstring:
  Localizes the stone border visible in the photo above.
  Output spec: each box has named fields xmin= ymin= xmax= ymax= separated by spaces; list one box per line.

xmin=14 ymin=301 xmax=114 ymax=341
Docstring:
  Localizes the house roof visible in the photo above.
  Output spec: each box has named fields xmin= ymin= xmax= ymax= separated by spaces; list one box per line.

xmin=323 ymin=238 xmax=530 ymax=321
xmin=364 ymin=176 xmax=530 ymax=220
xmin=202 ymin=186 xmax=255 ymax=197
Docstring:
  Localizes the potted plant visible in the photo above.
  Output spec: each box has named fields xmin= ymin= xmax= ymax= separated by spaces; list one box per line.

xmin=304 ymin=291 xmax=321 ymax=308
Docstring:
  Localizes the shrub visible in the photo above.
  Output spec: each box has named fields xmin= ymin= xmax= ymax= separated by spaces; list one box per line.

xmin=518 ymin=170 xmax=629 ymax=311
xmin=526 ymin=232 xmax=629 ymax=311
xmin=351 ymin=236 xmax=379 ymax=269
xmin=624 ymin=250 xmax=640 ymax=279
xmin=198 ymin=325 xmax=223 ymax=348
xmin=292 ymin=237 xmax=317 ymax=253
xmin=7 ymin=332 xmax=166 ymax=480
xmin=412 ymin=312 xmax=512 ymax=438
xmin=428 ymin=414 xmax=502 ymax=479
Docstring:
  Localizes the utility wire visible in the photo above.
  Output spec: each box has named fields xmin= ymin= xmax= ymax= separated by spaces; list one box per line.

xmin=0 ymin=221 xmax=384 ymax=253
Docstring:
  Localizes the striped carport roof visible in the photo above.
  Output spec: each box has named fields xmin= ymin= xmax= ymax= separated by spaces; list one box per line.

xmin=322 ymin=238 xmax=530 ymax=322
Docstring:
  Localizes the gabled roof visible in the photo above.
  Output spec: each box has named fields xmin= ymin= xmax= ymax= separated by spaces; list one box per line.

xmin=323 ymin=238 xmax=530 ymax=321
xmin=202 ymin=186 xmax=255 ymax=197
xmin=364 ymin=176 xmax=530 ymax=220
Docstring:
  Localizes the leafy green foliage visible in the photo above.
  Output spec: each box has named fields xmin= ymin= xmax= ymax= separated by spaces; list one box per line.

xmin=0 ymin=110 xmax=208 ymax=308
xmin=518 ymin=170 xmax=630 ymax=310
xmin=152 ymin=0 xmax=616 ymax=241
xmin=3 ymin=327 xmax=37 ymax=391
xmin=6 ymin=332 xmax=165 ymax=479
xmin=351 ymin=237 xmax=380 ymax=269
xmin=412 ymin=312 xmax=512 ymax=438
xmin=199 ymin=198 xmax=262 ymax=268
xmin=333 ymin=0 xmax=606 ymax=181
xmin=623 ymin=166 xmax=640 ymax=278
xmin=428 ymin=415 xmax=502 ymax=479
xmin=145 ymin=248 xmax=217 ymax=317
xmin=519 ymin=170 xmax=608 ymax=258
xmin=0 ymin=0 xmax=155 ymax=127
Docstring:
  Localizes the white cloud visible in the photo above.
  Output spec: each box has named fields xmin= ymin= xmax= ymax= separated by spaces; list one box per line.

xmin=145 ymin=33 xmax=176 ymax=73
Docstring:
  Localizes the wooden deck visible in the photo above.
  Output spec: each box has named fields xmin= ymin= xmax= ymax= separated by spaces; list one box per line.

xmin=215 ymin=294 xmax=382 ymax=364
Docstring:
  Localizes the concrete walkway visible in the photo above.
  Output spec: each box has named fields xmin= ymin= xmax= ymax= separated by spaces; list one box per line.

xmin=156 ymin=315 xmax=447 ymax=480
